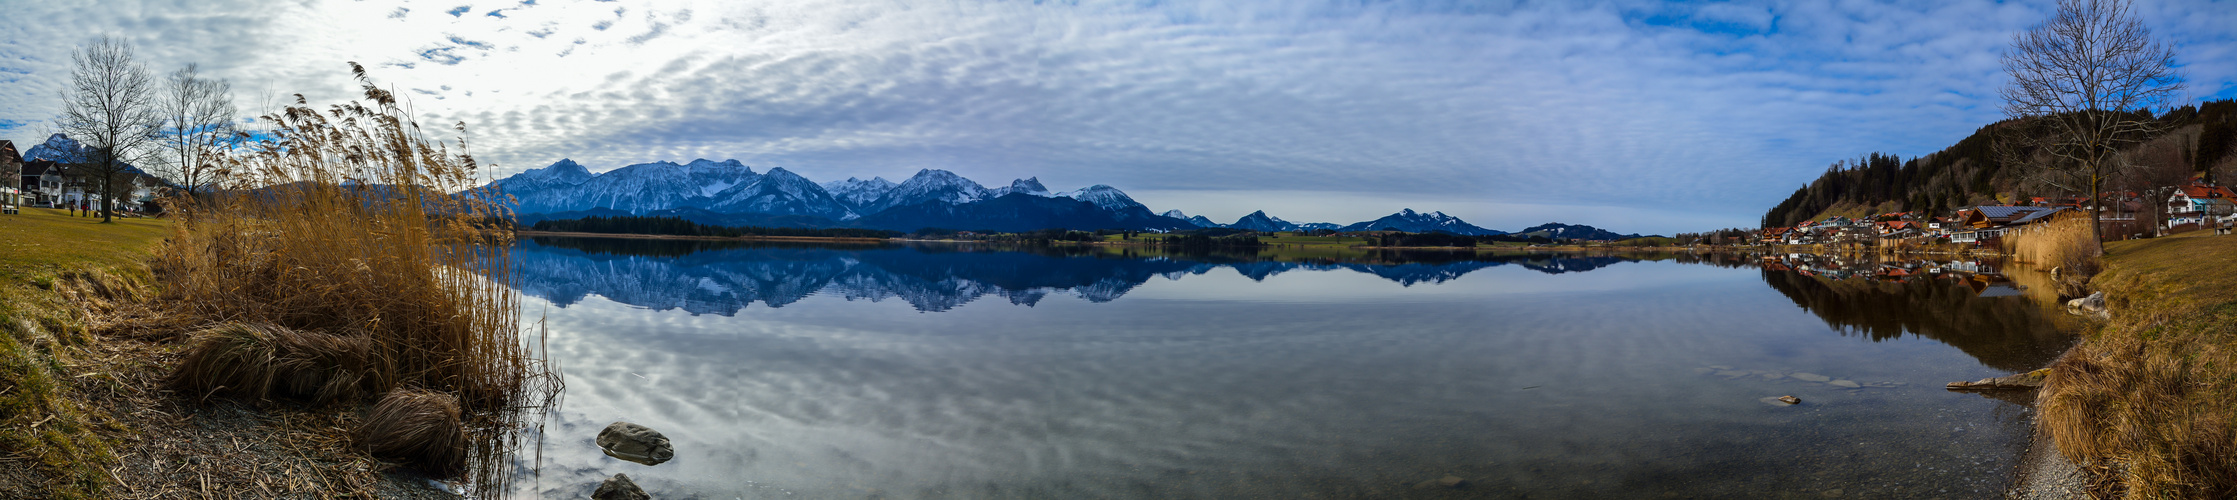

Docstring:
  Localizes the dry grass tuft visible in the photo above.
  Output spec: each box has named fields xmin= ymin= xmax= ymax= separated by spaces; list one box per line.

xmin=2038 ymin=233 xmax=2237 ymax=498
xmin=357 ymin=388 xmax=467 ymax=478
xmin=166 ymin=323 xmax=387 ymax=405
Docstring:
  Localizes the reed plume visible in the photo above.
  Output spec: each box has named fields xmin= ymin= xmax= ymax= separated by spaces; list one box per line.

xmin=153 ymin=63 xmax=552 ymax=494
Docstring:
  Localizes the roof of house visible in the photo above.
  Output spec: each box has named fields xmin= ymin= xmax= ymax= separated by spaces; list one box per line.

xmin=2177 ymin=184 xmax=2236 ymax=200
xmin=1973 ymin=205 xmax=2054 ymax=220
xmin=2009 ymin=207 xmax=2072 ymax=225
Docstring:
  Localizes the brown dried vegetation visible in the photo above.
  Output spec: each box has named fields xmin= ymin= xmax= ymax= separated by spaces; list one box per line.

xmin=141 ymin=64 xmax=552 ymax=495
xmin=357 ymin=388 xmax=467 ymax=478
xmin=2039 ymin=233 xmax=2237 ymax=498
xmin=2003 ymin=214 xmax=2102 ymax=297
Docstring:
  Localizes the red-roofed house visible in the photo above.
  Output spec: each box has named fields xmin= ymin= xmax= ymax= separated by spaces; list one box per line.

xmin=2167 ymin=183 xmax=2236 ymax=231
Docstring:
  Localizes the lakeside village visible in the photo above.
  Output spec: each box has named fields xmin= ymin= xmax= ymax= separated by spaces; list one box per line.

xmin=1746 ymin=180 xmax=2235 ymax=249
xmin=0 ymin=139 xmax=165 ymax=216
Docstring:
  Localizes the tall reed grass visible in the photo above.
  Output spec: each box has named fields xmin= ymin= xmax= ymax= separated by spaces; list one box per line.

xmin=151 ymin=64 xmax=551 ymax=494
xmin=2002 ymin=213 xmax=2100 ymax=296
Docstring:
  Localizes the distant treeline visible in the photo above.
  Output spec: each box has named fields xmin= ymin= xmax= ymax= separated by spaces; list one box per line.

xmin=1761 ymin=99 xmax=2237 ymax=228
xmin=1673 ymin=228 xmax=1755 ymax=245
xmin=1375 ymin=232 xmax=1557 ymax=247
xmin=529 ymin=215 xmax=899 ymax=239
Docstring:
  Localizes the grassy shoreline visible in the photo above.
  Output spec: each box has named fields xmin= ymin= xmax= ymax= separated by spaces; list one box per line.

xmin=0 ymin=208 xmax=464 ymax=498
xmin=0 ymin=208 xmax=168 ymax=498
xmin=2040 ymin=232 xmax=2237 ymax=497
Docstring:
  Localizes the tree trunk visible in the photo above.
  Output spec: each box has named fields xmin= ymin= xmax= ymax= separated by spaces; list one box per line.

xmin=99 ymin=165 xmax=113 ymax=223
xmin=2089 ymin=172 xmax=2104 ymax=256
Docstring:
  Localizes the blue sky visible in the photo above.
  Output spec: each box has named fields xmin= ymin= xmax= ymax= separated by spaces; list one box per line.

xmin=2 ymin=0 xmax=2232 ymax=234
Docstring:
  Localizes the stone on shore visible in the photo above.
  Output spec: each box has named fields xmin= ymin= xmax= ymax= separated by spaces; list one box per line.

xmin=593 ymin=473 xmax=651 ymax=500
xmin=598 ymin=422 xmax=676 ymax=466
xmin=2066 ymin=291 xmax=2106 ymax=314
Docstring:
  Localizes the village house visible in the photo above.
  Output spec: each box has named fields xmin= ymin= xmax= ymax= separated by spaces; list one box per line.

xmin=0 ymin=140 xmax=21 ymax=211
xmin=1947 ymin=206 xmax=2059 ymax=245
xmin=2166 ymin=182 xmax=2235 ymax=232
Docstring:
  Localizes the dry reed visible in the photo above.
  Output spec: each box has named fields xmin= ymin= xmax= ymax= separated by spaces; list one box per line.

xmin=2002 ymin=213 xmax=2100 ymax=296
xmin=150 ymin=63 xmax=551 ymax=494
xmin=357 ymin=388 xmax=467 ymax=478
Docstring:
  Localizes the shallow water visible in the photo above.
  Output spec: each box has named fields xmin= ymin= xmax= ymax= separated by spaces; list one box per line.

xmin=503 ymin=241 xmax=2074 ymax=498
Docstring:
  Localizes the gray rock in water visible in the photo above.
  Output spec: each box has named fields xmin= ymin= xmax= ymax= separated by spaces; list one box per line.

xmin=1791 ymin=372 xmax=1832 ymax=383
xmin=593 ymin=473 xmax=651 ymax=500
xmin=1829 ymin=380 xmax=1861 ymax=388
xmin=598 ymin=422 xmax=676 ymax=466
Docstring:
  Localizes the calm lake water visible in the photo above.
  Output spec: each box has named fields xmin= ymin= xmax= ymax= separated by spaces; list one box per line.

xmin=502 ymin=239 xmax=2077 ymax=499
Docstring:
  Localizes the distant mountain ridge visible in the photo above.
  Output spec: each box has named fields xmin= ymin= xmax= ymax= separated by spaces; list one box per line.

xmin=1340 ymin=209 xmax=1505 ymax=236
xmin=484 ymin=158 xmax=1644 ymax=237
xmin=1514 ymin=223 xmax=1646 ymax=241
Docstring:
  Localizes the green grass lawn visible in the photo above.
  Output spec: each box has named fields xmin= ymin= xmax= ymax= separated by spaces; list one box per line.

xmin=0 ymin=208 xmax=170 ymax=498
xmin=0 ymin=208 xmax=171 ymax=284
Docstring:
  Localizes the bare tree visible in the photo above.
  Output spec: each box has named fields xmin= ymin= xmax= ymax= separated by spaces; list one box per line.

xmin=154 ymin=63 xmax=239 ymax=202
xmin=56 ymin=36 xmax=160 ymax=223
xmin=1999 ymin=0 xmax=2183 ymax=251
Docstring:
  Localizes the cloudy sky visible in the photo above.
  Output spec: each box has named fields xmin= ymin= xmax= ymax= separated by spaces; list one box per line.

xmin=3 ymin=0 xmax=2232 ymax=233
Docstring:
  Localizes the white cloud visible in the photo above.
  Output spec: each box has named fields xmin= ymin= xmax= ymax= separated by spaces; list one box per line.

xmin=1 ymin=0 xmax=2231 ymax=235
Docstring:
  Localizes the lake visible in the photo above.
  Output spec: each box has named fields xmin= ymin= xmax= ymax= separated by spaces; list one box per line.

xmin=501 ymin=239 xmax=2078 ymax=499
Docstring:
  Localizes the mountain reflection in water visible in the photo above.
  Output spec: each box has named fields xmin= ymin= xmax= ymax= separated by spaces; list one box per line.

xmin=506 ymin=238 xmax=2081 ymax=498
xmin=511 ymin=237 xmax=1669 ymax=314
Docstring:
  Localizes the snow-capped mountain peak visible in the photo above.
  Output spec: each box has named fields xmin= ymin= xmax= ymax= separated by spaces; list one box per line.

xmin=703 ymin=166 xmax=857 ymax=220
xmin=990 ymin=177 xmax=1052 ymax=198
xmin=517 ymin=159 xmax=594 ymax=185
xmin=823 ymin=176 xmax=897 ymax=210
xmin=865 ymin=169 xmax=989 ymax=212
xmin=1057 ymin=184 xmax=1148 ymax=212
xmin=1161 ymin=209 xmax=1188 ymax=219
xmin=1340 ymin=209 xmax=1505 ymax=236
xmin=1228 ymin=210 xmax=1300 ymax=232
xmin=24 ymin=134 xmax=88 ymax=163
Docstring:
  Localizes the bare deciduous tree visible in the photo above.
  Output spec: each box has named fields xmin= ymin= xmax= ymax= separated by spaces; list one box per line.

xmin=57 ymin=36 xmax=160 ymax=223
xmin=1999 ymin=0 xmax=2183 ymax=251
xmin=154 ymin=63 xmax=239 ymax=202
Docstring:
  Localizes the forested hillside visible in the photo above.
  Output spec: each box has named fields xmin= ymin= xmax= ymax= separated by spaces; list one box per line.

xmin=1761 ymin=99 xmax=2237 ymax=228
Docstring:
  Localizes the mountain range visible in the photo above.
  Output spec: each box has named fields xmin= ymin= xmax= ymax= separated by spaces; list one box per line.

xmin=485 ymin=158 xmax=1644 ymax=239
